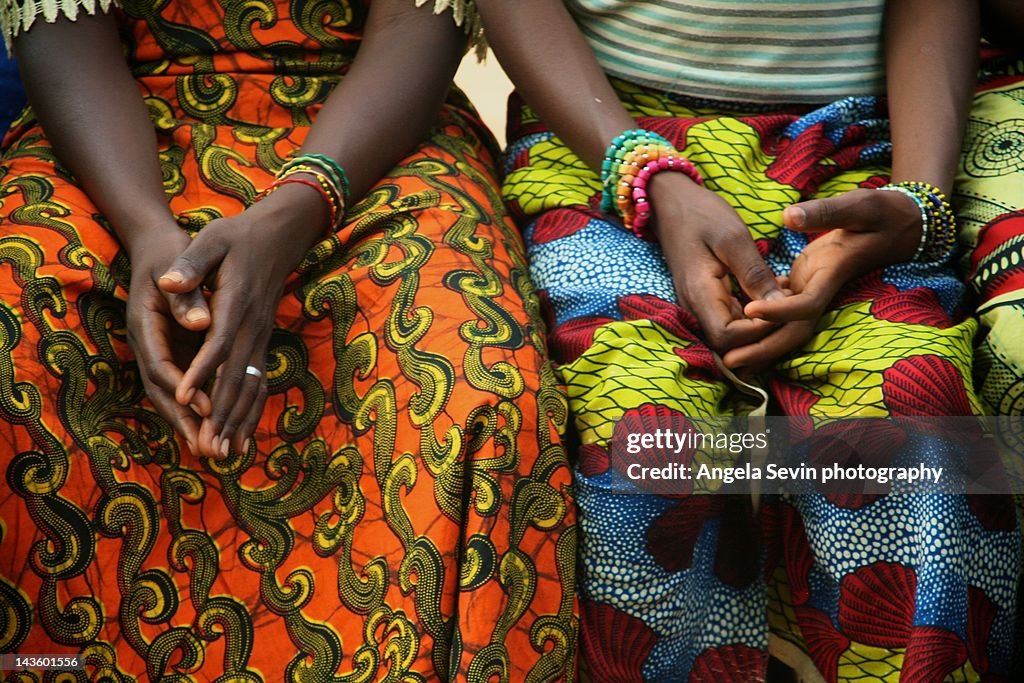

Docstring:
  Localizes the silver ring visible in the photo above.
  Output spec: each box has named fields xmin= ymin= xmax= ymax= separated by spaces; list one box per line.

xmin=245 ymin=365 xmax=262 ymax=378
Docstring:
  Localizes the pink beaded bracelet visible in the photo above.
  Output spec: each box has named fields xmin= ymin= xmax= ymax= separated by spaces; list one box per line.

xmin=629 ymin=155 xmax=703 ymax=237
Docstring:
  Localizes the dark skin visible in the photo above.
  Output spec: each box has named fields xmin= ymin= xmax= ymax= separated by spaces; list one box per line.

xmin=475 ymin=0 xmax=784 ymax=355
xmin=475 ymin=0 xmax=979 ymax=372
xmin=15 ymin=1 xmax=466 ymax=459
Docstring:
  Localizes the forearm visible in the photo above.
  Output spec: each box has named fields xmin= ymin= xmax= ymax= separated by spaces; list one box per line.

xmin=299 ymin=0 xmax=467 ymax=203
xmin=475 ymin=0 xmax=636 ymax=171
xmin=885 ymin=0 xmax=980 ymax=194
xmin=14 ymin=11 xmax=176 ymax=255
xmin=237 ymin=0 xmax=473 ymax=257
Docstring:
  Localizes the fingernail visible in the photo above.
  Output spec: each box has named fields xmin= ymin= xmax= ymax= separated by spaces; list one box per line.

xmin=189 ymin=402 xmax=206 ymax=417
xmin=765 ymin=289 xmax=786 ymax=301
xmin=185 ymin=308 xmax=207 ymax=323
xmin=788 ymin=207 xmax=806 ymax=228
xmin=242 ymin=438 xmax=252 ymax=454
xmin=184 ymin=387 xmax=196 ymax=404
xmin=160 ymin=271 xmax=185 ymax=283
xmin=220 ymin=437 xmax=230 ymax=459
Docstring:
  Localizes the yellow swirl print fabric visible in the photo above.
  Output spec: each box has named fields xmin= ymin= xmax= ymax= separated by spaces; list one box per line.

xmin=0 ymin=1 xmax=577 ymax=680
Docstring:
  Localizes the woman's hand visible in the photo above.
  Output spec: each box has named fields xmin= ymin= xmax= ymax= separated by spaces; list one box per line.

xmin=126 ymin=226 xmax=212 ymax=453
xmin=723 ymin=187 xmax=922 ymax=370
xmin=650 ymin=173 xmax=786 ymax=354
xmin=722 ymin=0 xmax=979 ymax=369
xmin=153 ymin=0 xmax=470 ymax=460
xmin=158 ymin=184 xmax=328 ymax=460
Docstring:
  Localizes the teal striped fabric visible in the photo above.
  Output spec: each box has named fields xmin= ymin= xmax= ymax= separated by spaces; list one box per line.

xmin=566 ymin=0 xmax=886 ymax=104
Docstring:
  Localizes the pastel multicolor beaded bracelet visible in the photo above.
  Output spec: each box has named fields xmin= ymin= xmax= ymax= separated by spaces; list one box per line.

xmin=599 ymin=129 xmax=670 ymax=213
xmin=600 ymin=128 xmax=703 ymax=238
xmin=877 ymin=181 xmax=957 ymax=263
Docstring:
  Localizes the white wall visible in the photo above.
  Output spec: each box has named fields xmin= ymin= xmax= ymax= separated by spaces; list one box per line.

xmin=455 ymin=51 xmax=513 ymax=146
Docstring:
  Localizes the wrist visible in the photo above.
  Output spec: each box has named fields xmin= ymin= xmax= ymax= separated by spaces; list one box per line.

xmin=877 ymin=181 xmax=956 ymax=263
xmin=647 ymin=172 xmax=705 ymax=205
xmin=248 ymin=183 xmax=332 ymax=261
xmin=889 ymin=172 xmax=954 ymax=198
xmin=262 ymin=154 xmax=350 ymax=233
xmin=645 ymin=173 xmax=709 ymax=232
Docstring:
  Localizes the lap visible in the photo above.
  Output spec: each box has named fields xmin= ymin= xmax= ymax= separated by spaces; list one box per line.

xmin=956 ymin=55 xmax=1024 ymax=416
xmin=0 ymin=106 xmax=576 ymax=681
xmin=506 ymin=84 xmax=1017 ymax=681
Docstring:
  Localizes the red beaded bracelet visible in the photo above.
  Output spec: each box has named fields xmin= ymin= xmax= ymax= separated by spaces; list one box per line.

xmin=262 ymin=176 xmax=339 ymax=232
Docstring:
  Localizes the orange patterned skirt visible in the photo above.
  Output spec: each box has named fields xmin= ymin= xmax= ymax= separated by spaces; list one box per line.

xmin=0 ymin=52 xmax=577 ymax=683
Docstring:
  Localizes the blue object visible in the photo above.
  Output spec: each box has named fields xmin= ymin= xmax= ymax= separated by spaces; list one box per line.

xmin=0 ymin=52 xmax=26 ymax=135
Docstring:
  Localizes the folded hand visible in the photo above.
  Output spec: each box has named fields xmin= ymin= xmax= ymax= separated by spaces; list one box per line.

xmin=158 ymin=184 xmax=328 ymax=459
xmin=723 ymin=187 xmax=922 ymax=370
xmin=650 ymin=175 xmax=785 ymax=354
xmin=126 ymin=227 xmax=212 ymax=453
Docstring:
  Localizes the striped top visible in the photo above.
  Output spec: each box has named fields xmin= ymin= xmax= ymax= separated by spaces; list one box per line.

xmin=566 ymin=0 xmax=887 ymax=104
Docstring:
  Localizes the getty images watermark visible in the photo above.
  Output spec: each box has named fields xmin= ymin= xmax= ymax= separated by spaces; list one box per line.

xmin=602 ymin=414 xmax=1023 ymax=496
xmin=623 ymin=428 xmax=944 ymax=486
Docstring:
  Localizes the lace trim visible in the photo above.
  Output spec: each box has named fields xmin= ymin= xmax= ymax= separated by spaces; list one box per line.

xmin=2 ymin=0 xmax=119 ymax=54
xmin=415 ymin=0 xmax=486 ymax=58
